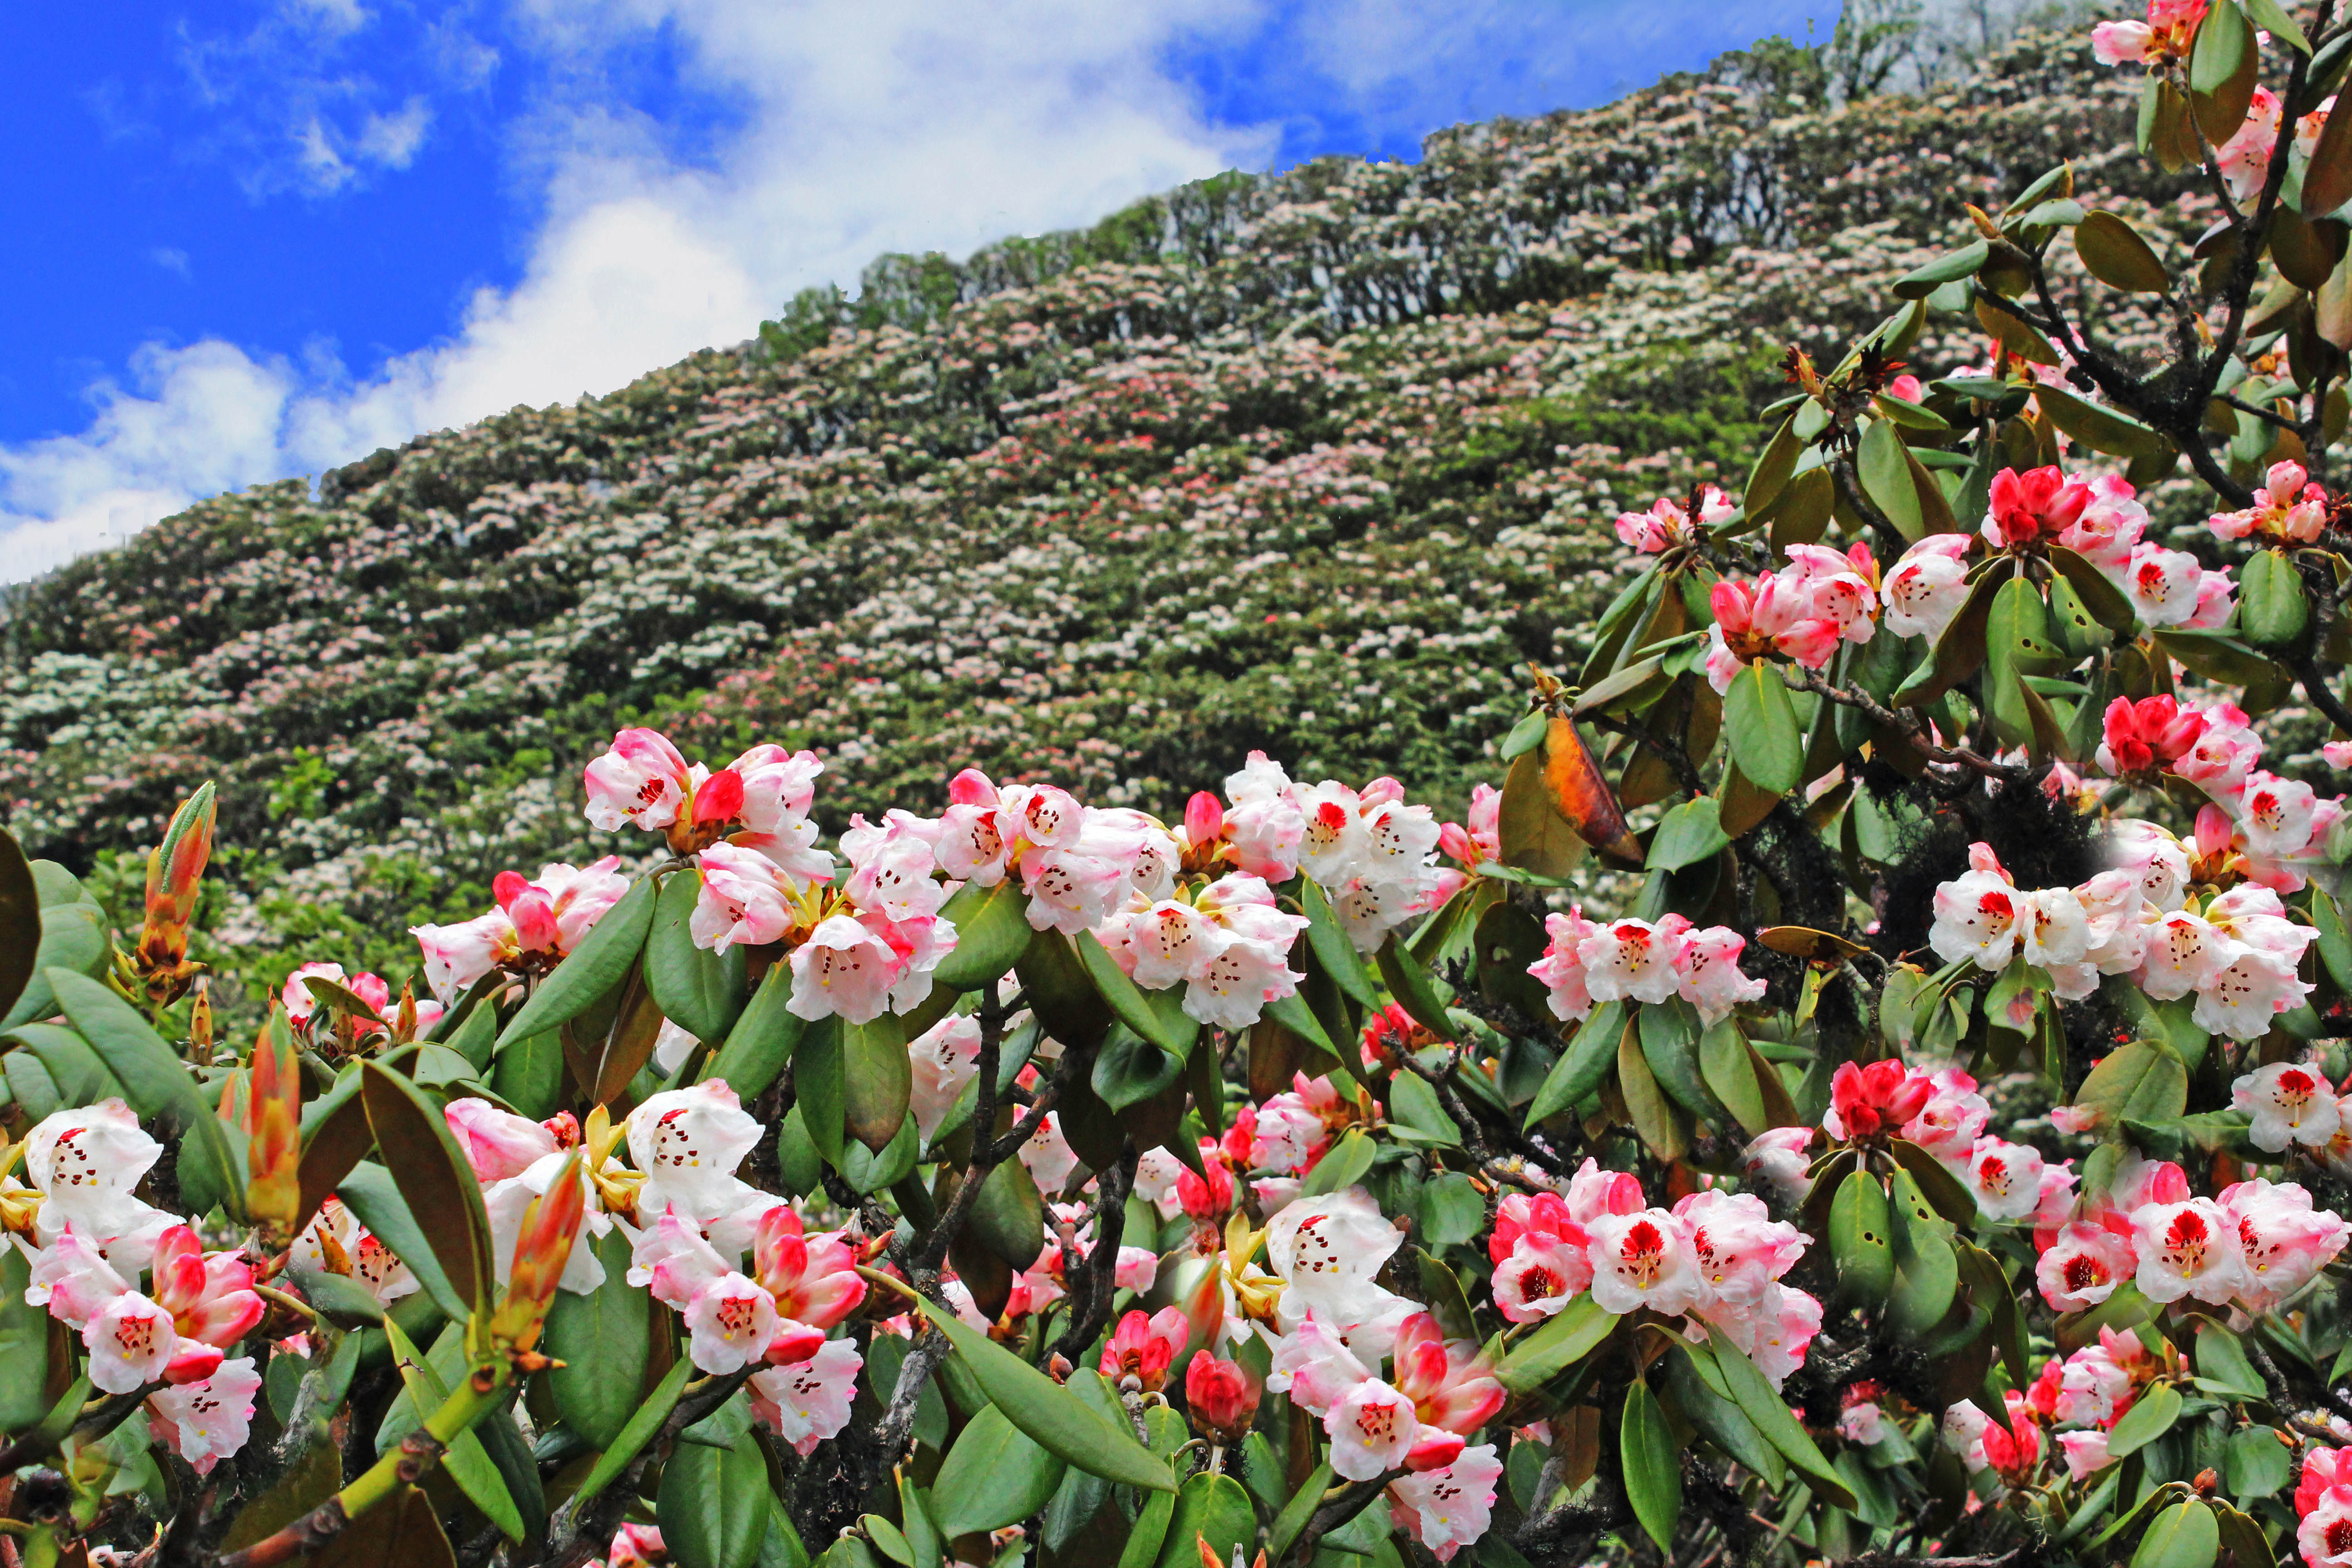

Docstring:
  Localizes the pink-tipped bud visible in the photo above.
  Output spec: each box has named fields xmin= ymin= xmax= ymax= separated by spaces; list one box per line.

xmin=491 ymin=1152 xmax=586 ymax=1355
xmin=245 ymin=1018 xmax=303 ymax=1230
xmin=1183 ymin=1350 xmax=1259 ymax=1442
xmin=692 ymin=767 xmax=745 ymax=827
xmin=946 ymin=767 xmax=997 ymax=806
xmin=1185 ymin=791 xmax=1224 ymax=846
xmin=492 ymin=870 xmax=530 ymax=910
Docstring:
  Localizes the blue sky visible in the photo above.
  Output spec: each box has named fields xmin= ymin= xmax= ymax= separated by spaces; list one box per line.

xmin=0 ymin=0 xmax=1840 ymax=578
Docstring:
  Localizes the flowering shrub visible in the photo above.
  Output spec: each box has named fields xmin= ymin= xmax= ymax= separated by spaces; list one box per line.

xmin=17 ymin=11 xmax=2352 ymax=1568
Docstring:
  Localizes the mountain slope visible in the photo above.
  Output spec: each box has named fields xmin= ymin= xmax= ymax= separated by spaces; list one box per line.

xmin=0 ymin=30 xmax=2136 ymax=991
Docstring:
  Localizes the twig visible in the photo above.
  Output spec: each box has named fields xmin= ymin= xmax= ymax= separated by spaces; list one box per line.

xmin=1785 ymin=668 xmax=2027 ymax=780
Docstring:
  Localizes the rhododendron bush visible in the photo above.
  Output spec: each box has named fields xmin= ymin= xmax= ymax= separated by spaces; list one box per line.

xmin=21 ymin=16 xmax=2352 ymax=1568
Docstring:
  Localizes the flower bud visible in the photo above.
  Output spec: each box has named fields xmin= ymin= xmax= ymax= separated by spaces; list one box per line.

xmin=245 ymin=1016 xmax=303 ymax=1232
xmin=490 ymin=1152 xmax=587 ymax=1357
xmin=1184 ymin=791 xmax=1224 ymax=848
xmin=135 ymin=782 xmax=216 ymax=1002
xmin=1183 ymin=1350 xmax=1259 ymax=1442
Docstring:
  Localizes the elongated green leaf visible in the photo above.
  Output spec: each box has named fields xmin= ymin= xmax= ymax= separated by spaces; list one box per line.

xmin=647 ymin=871 xmax=748 ymax=1043
xmin=1621 ymin=1381 xmax=1681 ymax=1553
xmin=1376 ymin=934 xmax=1455 ymax=1039
xmin=1526 ymin=1002 xmax=1625 ymax=1127
xmin=1647 ymin=798 xmax=1730 ymax=872
xmin=1828 ymin=1167 xmax=1894 ymax=1307
xmin=573 ymin=1358 xmax=694 ymax=1507
xmin=1665 ymin=1343 xmax=1784 ymax=1488
xmin=703 ymin=962 xmax=804 ymax=1099
xmin=295 ymin=1083 xmax=376 ymax=1238
xmin=932 ymin=879 xmax=1035 ymax=991
xmin=1266 ymin=1461 xmax=1336 ymax=1567
xmin=0 ymin=1245 xmax=50 ymax=1432
xmin=1857 ymin=419 xmax=1925 ymax=541
xmin=2107 ymin=1381 xmax=2183 ymax=1458
xmin=933 ymin=1404 xmax=1067 ymax=1536
xmin=2048 ymin=544 xmax=2139 ymax=633
xmin=1300 ymin=1127 xmax=1376 ymax=1197
xmin=1723 ymin=663 xmax=1802 ymax=796
xmin=843 ymin=1014 xmax=912 ymax=1153
xmin=2240 ymin=548 xmax=2310 ymax=647
xmin=912 ymin=1294 xmax=1176 ymax=1492
xmin=0 ymin=902 xmax=109 ymax=1034
xmin=660 ymin=1429 xmax=775 ymax=1568
xmin=5 ymin=1024 xmax=122 ymax=1106
xmin=1710 ymin=1338 xmax=1856 ymax=1509
xmin=2190 ymin=0 xmax=2257 ymax=146
xmin=1302 ymin=878 xmax=1383 ymax=1009
xmin=1073 ymin=929 xmax=1197 ymax=1058
xmin=544 ymin=1226 xmax=652 ymax=1448
xmin=2309 ymin=92 xmax=2352 ymax=214
xmin=495 ymin=876 xmax=655 ymax=1051
xmin=359 ymin=1063 xmax=495 ymax=1315
xmin=1894 ymin=240 xmax=1989 ymax=299
xmin=1496 ymin=1293 xmax=1619 ymax=1393
xmin=0 ymin=831 xmax=37 ymax=1026
xmin=2075 ymin=211 xmax=2171 ymax=292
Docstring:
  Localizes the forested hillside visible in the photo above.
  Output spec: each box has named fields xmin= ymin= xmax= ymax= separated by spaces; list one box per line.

xmin=0 ymin=29 xmax=2149 ymax=994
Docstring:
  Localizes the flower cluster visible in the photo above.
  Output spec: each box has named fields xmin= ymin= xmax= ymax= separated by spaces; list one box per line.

xmin=410 ymin=858 xmax=631 ymax=1004
xmin=2088 ymin=0 xmax=2205 ymax=67
xmin=1945 ymin=1327 xmax=2186 ymax=1487
xmin=2035 ymin=1156 xmax=2347 ymax=1315
xmin=1931 ymin=837 xmax=2318 ymax=1040
xmin=2212 ymin=460 xmax=2334 ymax=545
xmin=2094 ymin=700 xmax=2345 ymax=892
xmin=8 ymin=1102 xmax=265 ymax=1470
xmin=1487 ymin=1161 xmax=1823 ymax=1386
xmin=1814 ymin=1061 xmax=2068 ymax=1222
xmin=1527 ymin=911 xmax=1766 ymax=1025
xmin=1705 ymin=542 xmax=1879 ymax=690
xmin=1615 ymin=485 xmax=1734 ymax=553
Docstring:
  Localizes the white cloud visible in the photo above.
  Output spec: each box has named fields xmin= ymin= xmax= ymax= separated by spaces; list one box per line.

xmin=358 ymin=95 xmax=433 ymax=167
xmin=2 ymin=0 xmax=1273 ymax=581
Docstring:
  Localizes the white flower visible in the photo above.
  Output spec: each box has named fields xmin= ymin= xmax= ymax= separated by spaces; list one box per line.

xmin=1266 ymin=1189 xmax=1404 ymax=1321
xmin=1324 ymin=1377 xmax=1419 ymax=1480
xmin=750 ymin=1339 xmax=864 ymax=1455
xmin=2233 ymin=1062 xmax=2343 ymax=1152
xmin=1585 ymin=1208 xmax=1701 ymax=1317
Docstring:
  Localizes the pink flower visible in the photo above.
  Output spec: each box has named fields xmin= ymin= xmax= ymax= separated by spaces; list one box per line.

xmin=86 ymin=1289 xmax=182 ymax=1393
xmin=1391 ymin=1312 xmax=1505 ymax=1445
xmin=2221 ymin=1178 xmax=2349 ymax=1310
xmin=606 ymin=1524 xmax=666 ymax=1568
xmin=1677 ymin=1190 xmax=1807 ymax=1312
xmin=1184 ymin=1350 xmax=1259 ymax=1441
xmin=2218 ymin=87 xmax=2284 ymax=205
xmin=693 ymin=841 xmax=806 ymax=955
xmin=1982 ymin=466 xmax=2092 ymax=550
xmin=25 ymin=1101 xmax=164 ymax=1234
xmin=1614 ymin=486 xmax=1733 ymax=553
xmin=625 ymin=1083 xmax=764 ymax=1219
xmin=1672 ymin=926 xmax=1765 ymax=1024
xmin=1824 ymin=1060 xmax=1933 ymax=1142
xmin=2234 ymin=1062 xmax=2342 ymax=1152
xmin=1577 ymin=916 xmax=1691 ymax=1005
xmin=2123 ymin=543 xmax=2208 ymax=627
xmin=752 ymin=1207 xmax=867 ymax=1333
xmin=1704 ymin=573 xmax=1843 ymax=693
xmin=1437 ymin=784 xmax=1502 ymax=868
xmin=147 ymin=1357 xmax=260 ymax=1474
xmin=748 ymin=1338 xmax=862 ymax=1455
xmin=1388 ymin=1443 xmax=1501 ymax=1561
xmin=1492 ymin=1237 xmax=1592 ymax=1323
xmin=149 ymin=1227 xmax=264 ymax=1356
xmin=2058 ymin=474 xmax=2149 ymax=573
xmin=907 ymin=1015 xmax=981 ymax=1141
xmin=682 ymin=1272 xmax=783 ymax=1374
xmin=2091 ymin=18 xmax=2155 ymax=62
xmin=1017 ymin=1111 xmax=1083 ymax=1195
xmin=1964 ymin=1138 xmax=2047 ymax=1221
xmin=1114 ymin=1248 xmax=1159 ymax=1291
xmin=2094 ymin=696 xmax=2205 ymax=779
xmin=1743 ymin=1127 xmax=1815 ymax=1201
xmin=2130 ymin=1196 xmax=2245 ymax=1305
xmin=784 ymin=912 xmax=901 ymax=1023
xmin=2058 ymin=1429 xmax=2112 ymax=1480
xmin=583 ymin=728 xmax=694 ymax=832
xmin=1327 ymin=1378 xmax=1421 ymax=1480
xmin=1901 ymin=1068 xmax=1989 ymax=1164
xmin=1586 ymin=1209 xmax=1701 ymax=1317
xmin=1266 ymin=1190 xmax=1405 ymax=1322
xmin=496 ymin=858 xmax=629 ymax=956
xmin=1881 ymin=534 xmax=1972 ymax=640
xmin=1528 ymin=907 xmax=1601 ymax=1021
xmin=410 ymin=910 xmax=519 ymax=1003
xmin=445 ymin=1098 xmax=560 ymax=1183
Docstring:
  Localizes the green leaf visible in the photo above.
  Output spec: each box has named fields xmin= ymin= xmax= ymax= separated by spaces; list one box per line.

xmin=2240 ymin=549 xmax=2310 ymax=647
xmin=1827 ymin=1168 xmax=1894 ymax=1308
xmin=1620 ymin=1381 xmax=1681 ymax=1554
xmin=1639 ymin=998 xmax=1730 ymax=1126
xmin=1664 ymin=1345 xmax=1784 ymax=1489
xmin=842 ymin=1014 xmax=912 ymax=1153
xmin=2132 ymin=1499 xmax=2219 ymax=1568
xmin=1376 ymin=933 xmax=1456 ymax=1039
xmin=965 ymin=1148 xmax=1049 ymax=1270
xmin=495 ymin=876 xmax=655 ymax=1052
xmin=1500 ymin=710 xmax=1550 ymax=761
xmin=0 ymin=901 xmax=109 ymax=1035
xmin=2313 ymin=888 xmax=2352 ymax=991
xmin=2074 ymin=1037 xmax=2189 ymax=1127
xmin=2310 ymin=93 xmax=2352 ymax=214
xmin=1857 ymin=420 xmax=1925 ymax=541
xmin=2075 ymin=211 xmax=2172 ymax=292
xmin=1722 ymin=663 xmax=1802 ymax=796
xmin=2225 ymin=1424 xmax=2293 ymax=1499
xmin=1092 ymin=1027 xmax=1185 ymax=1113
xmin=932 ymin=879 xmax=1036 ymax=992
xmin=358 ymin=1063 xmax=497 ymax=1315
xmin=659 ymin=1429 xmax=776 ymax=1568
xmin=0 ymin=831 xmax=38 ymax=1026
xmin=2247 ymin=0 xmax=2310 ymax=50
xmin=2155 ymin=628 xmax=2281 ymax=686
xmin=2048 ymin=544 xmax=2140 ymax=633
xmin=646 ymin=871 xmax=748 ymax=1043
xmin=1073 ymin=929 xmax=1198 ymax=1059
xmin=1525 ymin=1002 xmax=1625 ymax=1127
xmin=333 ymin=1162 xmax=467 ymax=1323
xmin=1887 ymin=1138 xmax=1980 ymax=1227
xmin=2107 ymin=1381 xmax=2183 ymax=1458
xmin=2195 ymin=1323 xmax=2267 ymax=1401
xmin=1302 ymin=878 xmax=1383 ymax=1009
xmin=1497 ymin=749 xmax=1586 ymax=880
xmin=1496 ymin=1293 xmax=1619 ymax=1394
xmin=544 ymin=1226 xmax=651 ymax=1448
xmin=932 ymin=1403 xmax=1068 ymax=1536
xmin=1894 ymin=240 xmax=1990 ymax=299
xmin=1151 ymin=1471 xmax=1255 ymax=1568
xmin=1709 ymin=1338 xmax=1857 ymax=1510
xmin=5 ymin=1024 xmax=123 ymax=1106
xmin=1265 ymin=1462 xmax=1336 ymax=1567
xmin=704 ymin=963 xmax=806 ymax=1099
xmin=912 ymin=1296 xmax=1176 ymax=1492
xmin=1387 ymin=1071 xmax=1461 ymax=1147
xmin=1300 ymin=1127 xmax=1377 ymax=1197
xmin=0 ymin=1244 xmax=51 ymax=1432
xmin=2190 ymin=0 xmax=2257 ymax=145
xmin=573 ymin=1358 xmax=694 ymax=1508
xmin=1647 ymin=797 xmax=1730 ymax=872
xmin=1116 ymin=1492 xmax=1176 ymax=1568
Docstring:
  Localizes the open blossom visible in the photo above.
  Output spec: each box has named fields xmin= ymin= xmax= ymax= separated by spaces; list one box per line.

xmin=749 ymin=1339 xmax=862 ymax=1455
xmin=498 ymin=858 xmax=628 ymax=956
xmin=147 ymin=1357 xmax=261 ymax=1474
xmin=1267 ymin=1189 xmax=1405 ymax=1322
xmin=1388 ymin=1445 xmax=1501 ymax=1561
xmin=1551 ymin=915 xmax=1764 ymax=1022
xmin=2223 ymin=1178 xmax=2349 ymax=1310
xmin=1615 ymin=486 xmax=1732 ymax=552
xmin=626 ymin=1083 xmax=764 ymax=1220
xmin=1881 ymin=534 xmax=1971 ymax=640
xmin=2036 ymin=1222 xmax=2135 ymax=1312
xmin=2121 ymin=543 xmax=2210 ymax=628
xmin=1705 ymin=572 xmax=1845 ymax=692
xmin=1964 ymin=1138 xmax=2046 ymax=1221
xmin=693 ymin=841 xmax=807 ymax=954
xmin=1743 ymin=1127 xmax=1816 ymax=1201
xmin=2217 ymin=86 xmax=2284 ymax=206
xmin=583 ymin=728 xmax=695 ymax=831
xmin=1928 ymin=843 xmax=2087 ymax=972
xmin=1586 ymin=1208 xmax=1702 ymax=1316
xmin=2090 ymin=0 xmax=2203 ymax=63
xmin=908 ymin=1015 xmax=980 ymax=1140
xmin=2234 ymin=1062 xmax=2343 ymax=1152
xmin=2131 ymin=1194 xmax=2244 ymax=1304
